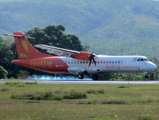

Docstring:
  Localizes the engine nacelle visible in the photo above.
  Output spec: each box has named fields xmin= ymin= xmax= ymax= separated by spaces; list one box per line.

xmin=71 ymin=52 xmax=91 ymax=60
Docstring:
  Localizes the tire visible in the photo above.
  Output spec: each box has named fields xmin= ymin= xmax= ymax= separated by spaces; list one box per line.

xmin=77 ymin=74 xmax=84 ymax=79
xmin=145 ymin=75 xmax=149 ymax=79
xmin=92 ymin=75 xmax=99 ymax=80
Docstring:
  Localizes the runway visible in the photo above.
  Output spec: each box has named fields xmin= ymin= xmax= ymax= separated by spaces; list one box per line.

xmin=35 ymin=80 xmax=159 ymax=85
xmin=1 ymin=79 xmax=159 ymax=85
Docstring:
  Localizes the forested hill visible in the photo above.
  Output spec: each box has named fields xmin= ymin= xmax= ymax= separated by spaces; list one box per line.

xmin=1 ymin=0 xmax=159 ymax=57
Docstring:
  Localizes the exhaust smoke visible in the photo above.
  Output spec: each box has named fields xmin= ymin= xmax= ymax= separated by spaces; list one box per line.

xmin=27 ymin=75 xmax=92 ymax=80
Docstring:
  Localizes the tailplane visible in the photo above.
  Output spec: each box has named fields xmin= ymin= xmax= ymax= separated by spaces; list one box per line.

xmin=4 ymin=32 xmax=52 ymax=60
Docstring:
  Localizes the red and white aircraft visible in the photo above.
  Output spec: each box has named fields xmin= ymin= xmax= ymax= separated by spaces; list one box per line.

xmin=4 ymin=32 xmax=157 ymax=80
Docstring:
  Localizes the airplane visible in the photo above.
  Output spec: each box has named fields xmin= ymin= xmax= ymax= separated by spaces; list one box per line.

xmin=4 ymin=32 xmax=157 ymax=80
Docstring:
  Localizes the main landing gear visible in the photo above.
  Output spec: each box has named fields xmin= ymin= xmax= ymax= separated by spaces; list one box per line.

xmin=77 ymin=74 xmax=84 ymax=79
xmin=77 ymin=74 xmax=99 ymax=80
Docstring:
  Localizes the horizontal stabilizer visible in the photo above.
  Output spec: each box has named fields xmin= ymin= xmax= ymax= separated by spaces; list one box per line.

xmin=4 ymin=34 xmax=35 ymax=39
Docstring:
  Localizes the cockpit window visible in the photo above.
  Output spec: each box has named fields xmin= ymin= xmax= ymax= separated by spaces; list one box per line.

xmin=137 ymin=58 xmax=149 ymax=61
xmin=143 ymin=58 xmax=149 ymax=61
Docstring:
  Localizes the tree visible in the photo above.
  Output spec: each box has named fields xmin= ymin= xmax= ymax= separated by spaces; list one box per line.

xmin=0 ymin=37 xmax=15 ymax=77
xmin=0 ymin=66 xmax=8 ymax=79
xmin=7 ymin=25 xmax=85 ymax=78
xmin=26 ymin=25 xmax=84 ymax=52
xmin=24 ymin=25 xmax=85 ymax=76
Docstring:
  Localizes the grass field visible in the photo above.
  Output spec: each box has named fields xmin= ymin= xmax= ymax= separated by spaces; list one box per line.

xmin=0 ymin=81 xmax=159 ymax=120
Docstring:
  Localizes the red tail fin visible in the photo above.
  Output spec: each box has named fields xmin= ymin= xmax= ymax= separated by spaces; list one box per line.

xmin=4 ymin=32 xmax=52 ymax=60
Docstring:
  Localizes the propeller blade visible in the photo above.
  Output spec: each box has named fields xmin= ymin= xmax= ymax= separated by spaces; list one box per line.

xmin=88 ymin=54 xmax=96 ymax=66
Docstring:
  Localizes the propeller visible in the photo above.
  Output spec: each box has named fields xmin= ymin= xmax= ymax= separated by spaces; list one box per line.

xmin=88 ymin=45 xmax=97 ymax=66
xmin=88 ymin=54 xmax=96 ymax=66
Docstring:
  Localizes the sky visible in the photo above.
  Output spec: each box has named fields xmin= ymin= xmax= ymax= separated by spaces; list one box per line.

xmin=0 ymin=0 xmax=25 ymax=2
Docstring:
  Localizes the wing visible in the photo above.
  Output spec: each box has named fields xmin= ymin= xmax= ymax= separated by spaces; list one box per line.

xmin=34 ymin=44 xmax=79 ymax=57
xmin=34 ymin=44 xmax=91 ymax=60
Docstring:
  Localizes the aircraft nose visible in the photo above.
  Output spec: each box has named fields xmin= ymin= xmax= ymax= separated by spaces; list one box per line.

xmin=150 ymin=63 xmax=157 ymax=71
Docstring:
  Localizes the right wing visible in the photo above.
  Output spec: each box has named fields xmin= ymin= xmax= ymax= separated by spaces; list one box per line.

xmin=34 ymin=44 xmax=79 ymax=57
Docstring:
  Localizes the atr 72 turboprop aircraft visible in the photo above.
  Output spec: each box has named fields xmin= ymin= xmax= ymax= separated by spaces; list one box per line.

xmin=4 ymin=32 xmax=157 ymax=80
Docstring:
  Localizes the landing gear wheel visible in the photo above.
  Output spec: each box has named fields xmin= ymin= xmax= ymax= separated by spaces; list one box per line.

xmin=77 ymin=74 xmax=84 ymax=79
xmin=145 ymin=75 xmax=149 ymax=79
xmin=92 ymin=75 xmax=99 ymax=80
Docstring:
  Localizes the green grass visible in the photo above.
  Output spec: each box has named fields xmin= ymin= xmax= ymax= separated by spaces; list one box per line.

xmin=0 ymin=82 xmax=159 ymax=120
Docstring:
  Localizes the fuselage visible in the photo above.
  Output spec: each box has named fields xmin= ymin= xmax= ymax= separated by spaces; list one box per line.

xmin=12 ymin=55 xmax=157 ymax=75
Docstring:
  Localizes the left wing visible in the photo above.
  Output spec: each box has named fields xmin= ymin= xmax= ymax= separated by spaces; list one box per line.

xmin=34 ymin=44 xmax=91 ymax=60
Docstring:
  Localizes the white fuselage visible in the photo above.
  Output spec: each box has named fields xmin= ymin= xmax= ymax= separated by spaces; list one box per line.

xmin=59 ymin=55 xmax=157 ymax=75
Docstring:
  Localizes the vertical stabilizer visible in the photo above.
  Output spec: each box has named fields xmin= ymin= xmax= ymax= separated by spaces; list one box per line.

xmin=4 ymin=32 xmax=52 ymax=60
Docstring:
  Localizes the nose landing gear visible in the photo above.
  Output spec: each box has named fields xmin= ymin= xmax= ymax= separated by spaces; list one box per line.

xmin=92 ymin=75 xmax=99 ymax=80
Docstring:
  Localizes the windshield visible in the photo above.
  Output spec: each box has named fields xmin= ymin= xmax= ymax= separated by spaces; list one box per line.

xmin=137 ymin=58 xmax=149 ymax=61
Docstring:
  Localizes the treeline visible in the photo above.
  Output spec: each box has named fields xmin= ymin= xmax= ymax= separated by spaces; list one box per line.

xmin=0 ymin=25 xmax=158 ymax=80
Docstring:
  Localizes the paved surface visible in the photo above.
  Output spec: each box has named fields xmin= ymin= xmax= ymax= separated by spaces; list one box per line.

xmin=1 ymin=79 xmax=159 ymax=85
